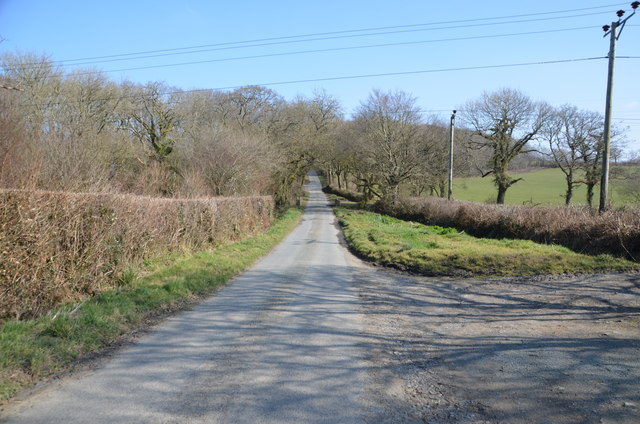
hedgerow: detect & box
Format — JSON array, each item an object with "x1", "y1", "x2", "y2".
[{"x1": 0, "y1": 189, "x2": 273, "y2": 321}]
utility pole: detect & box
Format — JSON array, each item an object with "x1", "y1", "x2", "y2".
[
  {"x1": 600, "y1": 19, "x2": 616, "y2": 213},
  {"x1": 447, "y1": 110, "x2": 456, "y2": 200},
  {"x1": 599, "y1": 2, "x2": 638, "y2": 212}
]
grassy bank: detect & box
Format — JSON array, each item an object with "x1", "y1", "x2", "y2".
[
  {"x1": 376, "y1": 196, "x2": 640, "y2": 261},
  {"x1": 0, "y1": 207, "x2": 302, "y2": 403},
  {"x1": 336, "y1": 208, "x2": 639, "y2": 277}
]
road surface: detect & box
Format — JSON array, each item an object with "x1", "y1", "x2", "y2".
[{"x1": 1, "y1": 172, "x2": 378, "y2": 423}]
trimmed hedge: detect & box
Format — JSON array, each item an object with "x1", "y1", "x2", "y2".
[
  {"x1": 375, "y1": 196, "x2": 640, "y2": 262},
  {"x1": 0, "y1": 190, "x2": 273, "y2": 321}
]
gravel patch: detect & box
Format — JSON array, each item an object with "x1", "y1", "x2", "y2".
[{"x1": 353, "y1": 261, "x2": 640, "y2": 424}]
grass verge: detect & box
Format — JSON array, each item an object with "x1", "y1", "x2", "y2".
[
  {"x1": 335, "y1": 207, "x2": 639, "y2": 277},
  {"x1": 0, "y1": 207, "x2": 302, "y2": 404}
]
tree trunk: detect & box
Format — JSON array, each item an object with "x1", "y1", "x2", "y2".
[
  {"x1": 565, "y1": 185, "x2": 573, "y2": 205},
  {"x1": 586, "y1": 183, "x2": 595, "y2": 208},
  {"x1": 564, "y1": 173, "x2": 573, "y2": 206},
  {"x1": 496, "y1": 184, "x2": 507, "y2": 204}
]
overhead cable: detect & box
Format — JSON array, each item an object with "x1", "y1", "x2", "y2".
[{"x1": 24, "y1": 4, "x2": 627, "y2": 67}]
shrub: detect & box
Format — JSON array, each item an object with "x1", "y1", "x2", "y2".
[{"x1": 0, "y1": 189, "x2": 273, "y2": 321}]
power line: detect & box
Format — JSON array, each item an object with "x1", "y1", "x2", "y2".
[
  {"x1": 65, "y1": 26, "x2": 597, "y2": 77},
  {"x1": 59, "y1": 12, "x2": 613, "y2": 69},
  {"x1": 206, "y1": 57, "x2": 606, "y2": 91},
  {"x1": 17, "y1": 56, "x2": 607, "y2": 109},
  {"x1": 15, "y1": 4, "x2": 627, "y2": 68}
]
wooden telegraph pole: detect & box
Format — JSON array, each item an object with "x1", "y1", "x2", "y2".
[{"x1": 599, "y1": 2, "x2": 638, "y2": 212}]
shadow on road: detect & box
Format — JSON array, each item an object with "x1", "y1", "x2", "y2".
[{"x1": 355, "y1": 268, "x2": 640, "y2": 423}]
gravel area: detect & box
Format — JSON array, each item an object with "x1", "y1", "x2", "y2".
[{"x1": 353, "y1": 259, "x2": 640, "y2": 424}]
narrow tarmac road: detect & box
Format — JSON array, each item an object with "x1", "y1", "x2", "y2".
[{"x1": 1, "y1": 172, "x2": 377, "y2": 423}]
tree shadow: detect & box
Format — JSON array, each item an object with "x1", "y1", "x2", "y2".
[{"x1": 355, "y1": 268, "x2": 640, "y2": 423}]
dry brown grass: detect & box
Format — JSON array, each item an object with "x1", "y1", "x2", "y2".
[
  {"x1": 376, "y1": 197, "x2": 640, "y2": 262},
  {"x1": 0, "y1": 189, "x2": 273, "y2": 321}
]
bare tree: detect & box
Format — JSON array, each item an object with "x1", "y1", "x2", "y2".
[
  {"x1": 463, "y1": 88, "x2": 551, "y2": 204},
  {"x1": 0, "y1": 52, "x2": 319, "y2": 199},
  {"x1": 0, "y1": 88, "x2": 34, "y2": 188},
  {"x1": 543, "y1": 106, "x2": 602, "y2": 205},
  {"x1": 0, "y1": 53, "x2": 123, "y2": 191},
  {"x1": 0, "y1": 52, "x2": 63, "y2": 129},
  {"x1": 578, "y1": 124, "x2": 628, "y2": 208},
  {"x1": 321, "y1": 120, "x2": 358, "y2": 190},
  {"x1": 265, "y1": 91, "x2": 342, "y2": 206},
  {"x1": 291, "y1": 89, "x2": 343, "y2": 168},
  {"x1": 59, "y1": 70, "x2": 120, "y2": 139},
  {"x1": 173, "y1": 90, "x2": 221, "y2": 139},
  {"x1": 354, "y1": 89, "x2": 424, "y2": 199},
  {"x1": 218, "y1": 85, "x2": 284, "y2": 135},
  {"x1": 173, "y1": 90, "x2": 279, "y2": 196},
  {"x1": 410, "y1": 120, "x2": 449, "y2": 197},
  {"x1": 328, "y1": 120, "x2": 383, "y2": 201},
  {"x1": 120, "y1": 82, "x2": 177, "y2": 163},
  {"x1": 184, "y1": 128, "x2": 276, "y2": 196}
]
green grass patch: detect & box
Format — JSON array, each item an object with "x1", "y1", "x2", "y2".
[
  {"x1": 336, "y1": 208, "x2": 638, "y2": 277},
  {"x1": 453, "y1": 167, "x2": 639, "y2": 206},
  {"x1": 0, "y1": 207, "x2": 302, "y2": 403}
]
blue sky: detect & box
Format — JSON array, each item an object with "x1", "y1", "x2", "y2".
[{"x1": 1, "y1": 1, "x2": 639, "y2": 153}]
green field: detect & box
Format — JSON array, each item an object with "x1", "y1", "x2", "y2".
[{"x1": 452, "y1": 167, "x2": 638, "y2": 206}]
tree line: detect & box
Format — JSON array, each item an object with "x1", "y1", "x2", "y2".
[
  {"x1": 0, "y1": 52, "x2": 340, "y2": 206},
  {"x1": 1, "y1": 52, "x2": 632, "y2": 207},
  {"x1": 321, "y1": 88, "x2": 630, "y2": 206}
]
